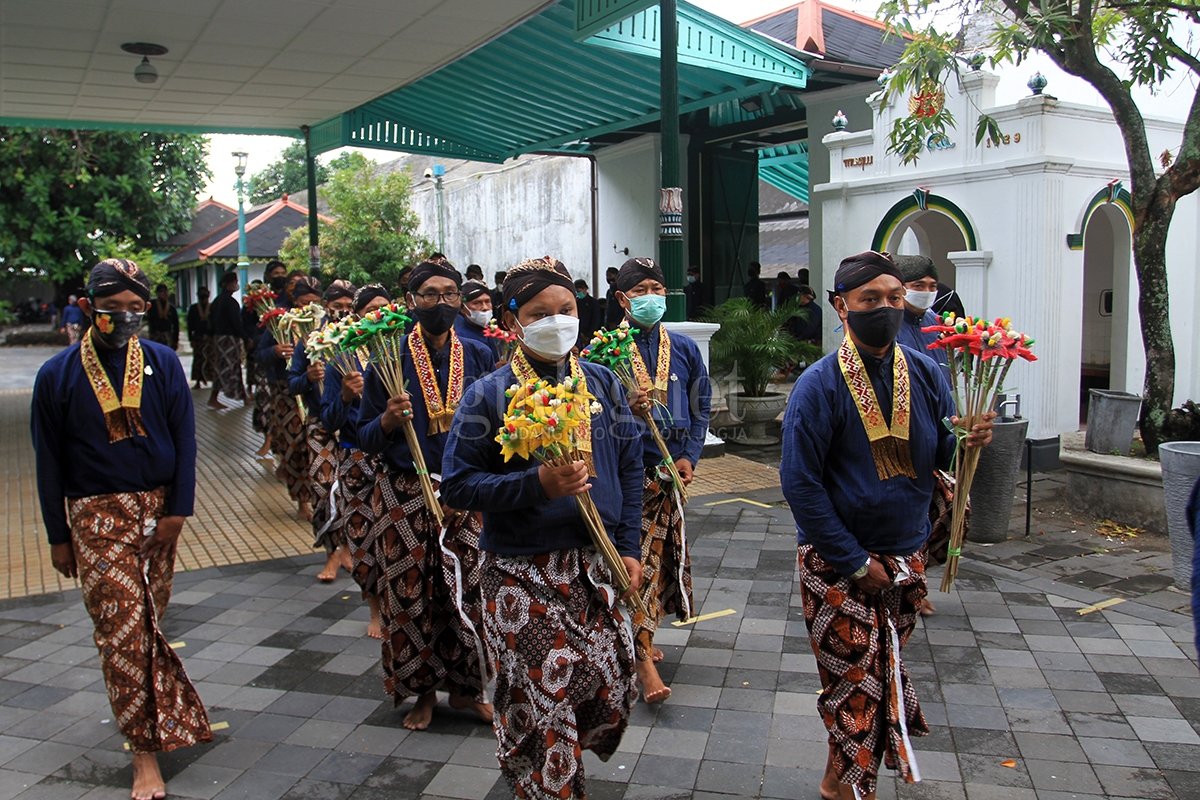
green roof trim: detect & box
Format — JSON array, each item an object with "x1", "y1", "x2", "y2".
[
  {"x1": 758, "y1": 143, "x2": 810, "y2": 204},
  {"x1": 310, "y1": 0, "x2": 812, "y2": 160},
  {"x1": 575, "y1": 0, "x2": 657, "y2": 39},
  {"x1": 584, "y1": 3, "x2": 809, "y2": 88}
]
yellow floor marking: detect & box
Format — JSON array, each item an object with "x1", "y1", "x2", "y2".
[
  {"x1": 671, "y1": 608, "x2": 738, "y2": 627},
  {"x1": 168, "y1": 641, "x2": 185, "y2": 649},
  {"x1": 1076, "y1": 597, "x2": 1125, "y2": 615},
  {"x1": 703, "y1": 497, "x2": 773, "y2": 509},
  {"x1": 210, "y1": 721, "x2": 230, "y2": 731}
]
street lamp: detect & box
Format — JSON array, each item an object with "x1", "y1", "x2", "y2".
[
  {"x1": 233, "y1": 151, "x2": 249, "y2": 273},
  {"x1": 432, "y1": 163, "x2": 446, "y2": 254}
]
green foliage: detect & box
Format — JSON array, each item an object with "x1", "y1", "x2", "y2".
[
  {"x1": 0, "y1": 300, "x2": 16, "y2": 327},
  {"x1": 0, "y1": 128, "x2": 210, "y2": 286},
  {"x1": 278, "y1": 153, "x2": 434, "y2": 287},
  {"x1": 247, "y1": 140, "x2": 357, "y2": 206},
  {"x1": 702, "y1": 298, "x2": 823, "y2": 397}
]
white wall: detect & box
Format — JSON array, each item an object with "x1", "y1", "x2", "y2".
[{"x1": 409, "y1": 154, "x2": 594, "y2": 284}]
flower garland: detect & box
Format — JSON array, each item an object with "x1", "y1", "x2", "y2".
[
  {"x1": 582, "y1": 322, "x2": 688, "y2": 503},
  {"x1": 922, "y1": 313, "x2": 1038, "y2": 591},
  {"x1": 339, "y1": 303, "x2": 443, "y2": 525}
]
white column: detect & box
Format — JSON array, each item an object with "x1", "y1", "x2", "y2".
[
  {"x1": 947, "y1": 250, "x2": 993, "y2": 317},
  {"x1": 664, "y1": 321, "x2": 723, "y2": 447}
]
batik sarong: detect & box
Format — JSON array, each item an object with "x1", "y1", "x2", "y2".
[
  {"x1": 68, "y1": 489, "x2": 212, "y2": 753},
  {"x1": 212, "y1": 334, "x2": 246, "y2": 401},
  {"x1": 339, "y1": 447, "x2": 380, "y2": 597},
  {"x1": 307, "y1": 416, "x2": 340, "y2": 552},
  {"x1": 65, "y1": 323, "x2": 82, "y2": 345},
  {"x1": 483, "y1": 548, "x2": 638, "y2": 799},
  {"x1": 635, "y1": 467, "x2": 692, "y2": 661},
  {"x1": 190, "y1": 335, "x2": 214, "y2": 383},
  {"x1": 249, "y1": 348, "x2": 270, "y2": 434},
  {"x1": 370, "y1": 467, "x2": 487, "y2": 703},
  {"x1": 269, "y1": 380, "x2": 309, "y2": 503},
  {"x1": 797, "y1": 544, "x2": 929, "y2": 796}
]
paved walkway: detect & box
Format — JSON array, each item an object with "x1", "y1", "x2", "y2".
[{"x1": 0, "y1": 344, "x2": 1196, "y2": 799}]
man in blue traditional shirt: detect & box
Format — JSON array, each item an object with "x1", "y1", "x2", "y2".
[
  {"x1": 32, "y1": 259, "x2": 212, "y2": 800},
  {"x1": 612, "y1": 256, "x2": 711, "y2": 705},
  {"x1": 454, "y1": 279, "x2": 499, "y2": 361},
  {"x1": 894, "y1": 254, "x2": 949, "y2": 372},
  {"x1": 357, "y1": 260, "x2": 495, "y2": 732},
  {"x1": 441, "y1": 257, "x2": 643, "y2": 800},
  {"x1": 781, "y1": 251, "x2": 993, "y2": 800}
]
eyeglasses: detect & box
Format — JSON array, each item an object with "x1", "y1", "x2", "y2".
[{"x1": 412, "y1": 290, "x2": 462, "y2": 304}]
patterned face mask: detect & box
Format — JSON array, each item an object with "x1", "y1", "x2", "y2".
[{"x1": 92, "y1": 310, "x2": 144, "y2": 349}]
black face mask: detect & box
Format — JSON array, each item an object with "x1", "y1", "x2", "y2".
[
  {"x1": 413, "y1": 303, "x2": 460, "y2": 336},
  {"x1": 91, "y1": 310, "x2": 144, "y2": 350},
  {"x1": 845, "y1": 306, "x2": 904, "y2": 349},
  {"x1": 269, "y1": 275, "x2": 287, "y2": 292}
]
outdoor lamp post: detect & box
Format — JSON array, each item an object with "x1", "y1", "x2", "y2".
[
  {"x1": 233, "y1": 151, "x2": 249, "y2": 271},
  {"x1": 433, "y1": 163, "x2": 446, "y2": 254}
]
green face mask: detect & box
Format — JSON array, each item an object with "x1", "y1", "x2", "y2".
[{"x1": 628, "y1": 293, "x2": 666, "y2": 326}]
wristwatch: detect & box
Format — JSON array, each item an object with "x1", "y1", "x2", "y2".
[{"x1": 851, "y1": 558, "x2": 871, "y2": 580}]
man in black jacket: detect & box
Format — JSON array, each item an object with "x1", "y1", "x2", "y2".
[{"x1": 208, "y1": 271, "x2": 246, "y2": 409}]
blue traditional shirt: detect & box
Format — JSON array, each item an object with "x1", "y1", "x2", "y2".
[
  {"x1": 287, "y1": 340, "x2": 324, "y2": 418},
  {"x1": 320, "y1": 366, "x2": 364, "y2": 449},
  {"x1": 454, "y1": 315, "x2": 499, "y2": 362},
  {"x1": 780, "y1": 342, "x2": 957, "y2": 577},
  {"x1": 61, "y1": 304, "x2": 85, "y2": 327},
  {"x1": 254, "y1": 296, "x2": 291, "y2": 382},
  {"x1": 357, "y1": 334, "x2": 494, "y2": 473},
  {"x1": 630, "y1": 323, "x2": 711, "y2": 468},
  {"x1": 440, "y1": 358, "x2": 643, "y2": 559},
  {"x1": 897, "y1": 308, "x2": 949, "y2": 374},
  {"x1": 31, "y1": 337, "x2": 197, "y2": 545}
]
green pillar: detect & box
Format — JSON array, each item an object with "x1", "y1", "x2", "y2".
[
  {"x1": 302, "y1": 126, "x2": 320, "y2": 272},
  {"x1": 659, "y1": 0, "x2": 685, "y2": 322}
]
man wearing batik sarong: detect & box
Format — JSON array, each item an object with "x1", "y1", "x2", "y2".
[
  {"x1": 357, "y1": 260, "x2": 495, "y2": 730},
  {"x1": 31, "y1": 259, "x2": 212, "y2": 800},
  {"x1": 247, "y1": 262, "x2": 288, "y2": 456},
  {"x1": 780, "y1": 251, "x2": 993, "y2": 800},
  {"x1": 322, "y1": 284, "x2": 392, "y2": 640},
  {"x1": 207, "y1": 271, "x2": 246, "y2": 410},
  {"x1": 612, "y1": 256, "x2": 710, "y2": 704},
  {"x1": 441, "y1": 257, "x2": 644, "y2": 800},
  {"x1": 291, "y1": 279, "x2": 356, "y2": 582},
  {"x1": 258, "y1": 273, "x2": 318, "y2": 520}
]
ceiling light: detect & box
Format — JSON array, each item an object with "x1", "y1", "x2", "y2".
[{"x1": 121, "y1": 42, "x2": 168, "y2": 85}]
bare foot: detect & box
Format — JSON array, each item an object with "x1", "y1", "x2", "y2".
[
  {"x1": 317, "y1": 551, "x2": 339, "y2": 583},
  {"x1": 449, "y1": 692, "x2": 494, "y2": 723},
  {"x1": 131, "y1": 752, "x2": 166, "y2": 800},
  {"x1": 337, "y1": 545, "x2": 353, "y2": 572},
  {"x1": 919, "y1": 597, "x2": 935, "y2": 617},
  {"x1": 367, "y1": 596, "x2": 383, "y2": 639},
  {"x1": 636, "y1": 658, "x2": 670, "y2": 704},
  {"x1": 298, "y1": 501, "x2": 313, "y2": 522},
  {"x1": 255, "y1": 437, "x2": 272, "y2": 457},
  {"x1": 403, "y1": 691, "x2": 438, "y2": 730},
  {"x1": 207, "y1": 397, "x2": 225, "y2": 410},
  {"x1": 820, "y1": 746, "x2": 839, "y2": 800},
  {"x1": 652, "y1": 647, "x2": 664, "y2": 663}
]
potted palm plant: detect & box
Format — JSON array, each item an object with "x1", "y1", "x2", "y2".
[{"x1": 704, "y1": 298, "x2": 823, "y2": 445}]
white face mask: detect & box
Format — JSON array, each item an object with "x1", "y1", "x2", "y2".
[
  {"x1": 906, "y1": 289, "x2": 938, "y2": 311},
  {"x1": 518, "y1": 314, "x2": 579, "y2": 361},
  {"x1": 467, "y1": 309, "x2": 491, "y2": 327}
]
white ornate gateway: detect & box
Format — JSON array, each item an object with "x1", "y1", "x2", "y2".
[{"x1": 812, "y1": 68, "x2": 1199, "y2": 441}]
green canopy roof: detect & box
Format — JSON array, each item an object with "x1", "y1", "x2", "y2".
[
  {"x1": 759, "y1": 142, "x2": 810, "y2": 204},
  {"x1": 309, "y1": 0, "x2": 811, "y2": 162}
]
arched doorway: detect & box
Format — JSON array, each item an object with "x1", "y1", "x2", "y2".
[
  {"x1": 1079, "y1": 203, "x2": 1133, "y2": 421},
  {"x1": 873, "y1": 190, "x2": 979, "y2": 296}
]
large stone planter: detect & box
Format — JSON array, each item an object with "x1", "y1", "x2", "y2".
[
  {"x1": 1160, "y1": 441, "x2": 1200, "y2": 589},
  {"x1": 1085, "y1": 390, "x2": 1141, "y2": 455},
  {"x1": 967, "y1": 418, "x2": 1029, "y2": 543},
  {"x1": 731, "y1": 392, "x2": 788, "y2": 445}
]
